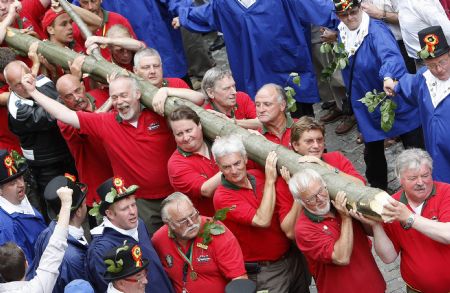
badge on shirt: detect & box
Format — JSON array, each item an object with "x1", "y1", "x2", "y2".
[
  {"x1": 165, "y1": 254, "x2": 173, "y2": 268},
  {"x1": 322, "y1": 225, "x2": 331, "y2": 235},
  {"x1": 197, "y1": 255, "x2": 211, "y2": 263},
  {"x1": 148, "y1": 122, "x2": 160, "y2": 131}
]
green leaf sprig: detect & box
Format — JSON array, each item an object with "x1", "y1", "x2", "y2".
[
  {"x1": 198, "y1": 206, "x2": 234, "y2": 245},
  {"x1": 417, "y1": 45, "x2": 435, "y2": 60},
  {"x1": 320, "y1": 42, "x2": 349, "y2": 81},
  {"x1": 284, "y1": 72, "x2": 301, "y2": 113},
  {"x1": 10, "y1": 150, "x2": 26, "y2": 168},
  {"x1": 358, "y1": 90, "x2": 397, "y2": 132}
]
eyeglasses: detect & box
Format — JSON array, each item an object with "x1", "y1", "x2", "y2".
[
  {"x1": 426, "y1": 57, "x2": 449, "y2": 71},
  {"x1": 171, "y1": 209, "x2": 200, "y2": 227},
  {"x1": 337, "y1": 8, "x2": 360, "y2": 18},
  {"x1": 123, "y1": 269, "x2": 148, "y2": 284},
  {"x1": 303, "y1": 186, "x2": 328, "y2": 204}
]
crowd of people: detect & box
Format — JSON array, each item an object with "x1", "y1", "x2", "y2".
[{"x1": 0, "y1": 0, "x2": 449, "y2": 292}]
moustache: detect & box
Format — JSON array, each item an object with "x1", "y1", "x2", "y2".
[{"x1": 182, "y1": 224, "x2": 200, "y2": 237}]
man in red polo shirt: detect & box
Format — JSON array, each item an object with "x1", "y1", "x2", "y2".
[
  {"x1": 255, "y1": 83, "x2": 294, "y2": 148},
  {"x1": 211, "y1": 135, "x2": 309, "y2": 293},
  {"x1": 55, "y1": 71, "x2": 113, "y2": 226},
  {"x1": 152, "y1": 192, "x2": 247, "y2": 293},
  {"x1": 167, "y1": 106, "x2": 221, "y2": 217},
  {"x1": 20, "y1": 73, "x2": 176, "y2": 234},
  {"x1": 358, "y1": 148, "x2": 450, "y2": 293},
  {"x1": 291, "y1": 169, "x2": 386, "y2": 293},
  {"x1": 201, "y1": 67, "x2": 260, "y2": 130}
]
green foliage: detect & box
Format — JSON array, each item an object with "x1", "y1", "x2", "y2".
[
  {"x1": 105, "y1": 188, "x2": 117, "y2": 203},
  {"x1": 283, "y1": 73, "x2": 301, "y2": 113},
  {"x1": 358, "y1": 90, "x2": 397, "y2": 132},
  {"x1": 104, "y1": 259, "x2": 123, "y2": 273},
  {"x1": 417, "y1": 46, "x2": 435, "y2": 60},
  {"x1": 320, "y1": 42, "x2": 349, "y2": 81},
  {"x1": 198, "y1": 207, "x2": 232, "y2": 245},
  {"x1": 10, "y1": 150, "x2": 26, "y2": 168}
]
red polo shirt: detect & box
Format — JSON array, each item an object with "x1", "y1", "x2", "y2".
[
  {"x1": 322, "y1": 151, "x2": 366, "y2": 184},
  {"x1": 152, "y1": 217, "x2": 246, "y2": 293},
  {"x1": 203, "y1": 91, "x2": 256, "y2": 119},
  {"x1": 166, "y1": 78, "x2": 190, "y2": 89},
  {"x1": 15, "y1": 0, "x2": 47, "y2": 39},
  {"x1": 295, "y1": 210, "x2": 385, "y2": 293},
  {"x1": 259, "y1": 114, "x2": 295, "y2": 148},
  {"x1": 383, "y1": 182, "x2": 450, "y2": 292},
  {"x1": 77, "y1": 108, "x2": 176, "y2": 199},
  {"x1": 0, "y1": 85, "x2": 21, "y2": 153},
  {"x1": 58, "y1": 91, "x2": 112, "y2": 206},
  {"x1": 213, "y1": 169, "x2": 290, "y2": 261},
  {"x1": 167, "y1": 148, "x2": 218, "y2": 217}
]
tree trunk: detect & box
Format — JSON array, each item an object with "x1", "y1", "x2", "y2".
[{"x1": 5, "y1": 28, "x2": 390, "y2": 220}]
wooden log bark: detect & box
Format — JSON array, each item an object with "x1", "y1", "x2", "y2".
[{"x1": 4, "y1": 28, "x2": 390, "y2": 220}]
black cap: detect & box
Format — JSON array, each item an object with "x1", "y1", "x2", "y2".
[
  {"x1": 96, "y1": 177, "x2": 139, "y2": 216},
  {"x1": 44, "y1": 174, "x2": 87, "y2": 220},
  {"x1": 225, "y1": 279, "x2": 256, "y2": 293},
  {"x1": 103, "y1": 242, "x2": 149, "y2": 281},
  {"x1": 0, "y1": 150, "x2": 27, "y2": 186},
  {"x1": 418, "y1": 26, "x2": 450, "y2": 59},
  {"x1": 333, "y1": 0, "x2": 361, "y2": 13}
]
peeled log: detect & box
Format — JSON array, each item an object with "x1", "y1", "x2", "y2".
[{"x1": 5, "y1": 28, "x2": 390, "y2": 220}]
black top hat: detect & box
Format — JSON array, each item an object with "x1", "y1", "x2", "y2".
[
  {"x1": 44, "y1": 174, "x2": 88, "y2": 220},
  {"x1": 96, "y1": 177, "x2": 139, "y2": 216},
  {"x1": 333, "y1": 0, "x2": 361, "y2": 13},
  {"x1": 418, "y1": 26, "x2": 450, "y2": 59},
  {"x1": 0, "y1": 150, "x2": 28, "y2": 186},
  {"x1": 103, "y1": 242, "x2": 149, "y2": 281},
  {"x1": 225, "y1": 279, "x2": 256, "y2": 293}
]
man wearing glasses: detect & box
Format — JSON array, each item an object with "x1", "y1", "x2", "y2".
[
  {"x1": 290, "y1": 168, "x2": 386, "y2": 293},
  {"x1": 152, "y1": 192, "x2": 247, "y2": 293}
]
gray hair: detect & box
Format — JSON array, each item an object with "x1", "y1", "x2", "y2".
[
  {"x1": 109, "y1": 75, "x2": 140, "y2": 96},
  {"x1": 211, "y1": 135, "x2": 247, "y2": 161},
  {"x1": 105, "y1": 24, "x2": 131, "y2": 38},
  {"x1": 133, "y1": 47, "x2": 162, "y2": 68},
  {"x1": 288, "y1": 169, "x2": 326, "y2": 200},
  {"x1": 160, "y1": 192, "x2": 193, "y2": 222},
  {"x1": 395, "y1": 148, "x2": 433, "y2": 179},
  {"x1": 201, "y1": 67, "x2": 233, "y2": 98},
  {"x1": 257, "y1": 83, "x2": 287, "y2": 104}
]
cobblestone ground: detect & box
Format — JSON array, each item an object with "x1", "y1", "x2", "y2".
[{"x1": 208, "y1": 40, "x2": 406, "y2": 293}]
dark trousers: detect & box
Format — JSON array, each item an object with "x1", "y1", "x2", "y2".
[
  {"x1": 397, "y1": 40, "x2": 416, "y2": 74},
  {"x1": 291, "y1": 102, "x2": 315, "y2": 118},
  {"x1": 364, "y1": 127, "x2": 425, "y2": 191}
]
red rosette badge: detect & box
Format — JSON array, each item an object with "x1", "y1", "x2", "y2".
[
  {"x1": 131, "y1": 245, "x2": 143, "y2": 267},
  {"x1": 113, "y1": 177, "x2": 126, "y2": 194},
  {"x1": 424, "y1": 34, "x2": 439, "y2": 54},
  {"x1": 3, "y1": 155, "x2": 17, "y2": 176}
]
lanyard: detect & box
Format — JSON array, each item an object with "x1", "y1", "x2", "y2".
[{"x1": 176, "y1": 241, "x2": 198, "y2": 283}]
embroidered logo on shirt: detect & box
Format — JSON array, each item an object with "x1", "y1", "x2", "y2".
[
  {"x1": 148, "y1": 122, "x2": 160, "y2": 131},
  {"x1": 322, "y1": 225, "x2": 331, "y2": 235},
  {"x1": 165, "y1": 254, "x2": 173, "y2": 268},
  {"x1": 197, "y1": 255, "x2": 210, "y2": 263}
]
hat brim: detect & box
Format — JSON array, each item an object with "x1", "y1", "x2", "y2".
[
  {"x1": 103, "y1": 259, "x2": 149, "y2": 281},
  {"x1": 99, "y1": 187, "x2": 138, "y2": 216},
  {"x1": 47, "y1": 182, "x2": 88, "y2": 221},
  {"x1": 0, "y1": 164, "x2": 28, "y2": 186}
]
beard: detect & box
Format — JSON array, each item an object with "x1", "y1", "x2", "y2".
[{"x1": 181, "y1": 223, "x2": 200, "y2": 239}]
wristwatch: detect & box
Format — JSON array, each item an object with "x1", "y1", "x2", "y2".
[
  {"x1": 381, "y1": 10, "x2": 387, "y2": 22},
  {"x1": 402, "y1": 213, "x2": 416, "y2": 230}
]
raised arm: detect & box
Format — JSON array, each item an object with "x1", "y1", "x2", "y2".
[
  {"x1": 331, "y1": 192, "x2": 353, "y2": 265},
  {"x1": 151, "y1": 87, "x2": 206, "y2": 116},
  {"x1": 21, "y1": 73, "x2": 80, "y2": 128}
]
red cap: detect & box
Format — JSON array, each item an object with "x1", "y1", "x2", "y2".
[{"x1": 41, "y1": 9, "x2": 67, "y2": 36}]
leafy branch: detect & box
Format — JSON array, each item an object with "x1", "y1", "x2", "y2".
[
  {"x1": 358, "y1": 90, "x2": 397, "y2": 132},
  {"x1": 284, "y1": 72, "x2": 301, "y2": 113},
  {"x1": 320, "y1": 42, "x2": 349, "y2": 81},
  {"x1": 198, "y1": 206, "x2": 234, "y2": 245}
]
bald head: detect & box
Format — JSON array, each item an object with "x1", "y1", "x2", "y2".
[
  {"x1": 255, "y1": 83, "x2": 287, "y2": 125},
  {"x1": 56, "y1": 74, "x2": 91, "y2": 111},
  {"x1": 4, "y1": 61, "x2": 31, "y2": 98}
]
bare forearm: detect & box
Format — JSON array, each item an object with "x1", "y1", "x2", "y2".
[
  {"x1": 372, "y1": 223, "x2": 398, "y2": 263},
  {"x1": 252, "y1": 180, "x2": 276, "y2": 227},
  {"x1": 31, "y1": 89, "x2": 80, "y2": 128},
  {"x1": 200, "y1": 172, "x2": 222, "y2": 198},
  {"x1": 281, "y1": 203, "x2": 302, "y2": 239},
  {"x1": 236, "y1": 118, "x2": 262, "y2": 130},
  {"x1": 331, "y1": 217, "x2": 353, "y2": 265},
  {"x1": 70, "y1": 4, "x2": 102, "y2": 31},
  {"x1": 0, "y1": 92, "x2": 9, "y2": 106},
  {"x1": 166, "y1": 87, "x2": 205, "y2": 106},
  {"x1": 412, "y1": 216, "x2": 450, "y2": 244},
  {"x1": 95, "y1": 97, "x2": 112, "y2": 113}
]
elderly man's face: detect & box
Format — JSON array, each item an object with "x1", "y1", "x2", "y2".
[
  {"x1": 6, "y1": 64, "x2": 31, "y2": 98},
  {"x1": 336, "y1": 6, "x2": 363, "y2": 31},
  {"x1": 166, "y1": 199, "x2": 201, "y2": 241},
  {"x1": 292, "y1": 129, "x2": 325, "y2": 158},
  {"x1": 207, "y1": 76, "x2": 237, "y2": 109},
  {"x1": 0, "y1": 0, "x2": 13, "y2": 22},
  {"x1": 78, "y1": 0, "x2": 102, "y2": 16},
  {"x1": 300, "y1": 179, "x2": 330, "y2": 216},
  {"x1": 134, "y1": 55, "x2": 164, "y2": 88},
  {"x1": 217, "y1": 152, "x2": 248, "y2": 186},
  {"x1": 170, "y1": 119, "x2": 204, "y2": 153},
  {"x1": 255, "y1": 87, "x2": 286, "y2": 125},
  {"x1": 399, "y1": 163, "x2": 434, "y2": 204},
  {"x1": 48, "y1": 13, "x2": 74, "y2": 45},
  {"x1": 106, "y1": 195, "x2": 139, "y2": 230},
  {"x1": 111, "y1": 46, "x2": 133, "y2": 67},
  {"x1": 58, "y1": 78, "x2": 90, "y2": 111},
  {"x1": 110, "y1": 78, "x2": 141, "y2": 123},
  {"x1": 425, "y1": 52, "x2": 450, "y2": 81},
  {"x1": 0, "y1": 176, "x2": 26, "y2": 205}
]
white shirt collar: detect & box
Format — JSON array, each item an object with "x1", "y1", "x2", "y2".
[
  {"x1": 423, "y1": 70, "x2": 450, "y2": 108},
  {"x1": 107, "y1": 282, "x2": 123, "y2": 293},
  {"x1": 91, "y1": 217, "x2": 139, "y2": 242},
  {"x1": 238, "y1": 0, "x2": 256, "y2": 8},
  {"x1": 338, "y1": 11, "x2": 370, "y2": 57},
  {"x1": 0, "y1": 195, "x2": 35, "y2": 216},
  {"x1": 68, "y1": 225, "x2": 88, "y2": 245}
]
